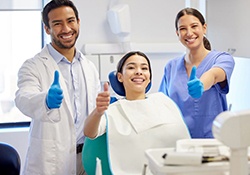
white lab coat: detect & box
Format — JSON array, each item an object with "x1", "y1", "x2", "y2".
[{"x1": 15, "y1": 46, "x2": 100, "y2": 175}]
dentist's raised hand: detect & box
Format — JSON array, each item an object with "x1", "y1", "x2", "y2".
[
  {"x1": 46, "y1": 71, "x2": 64, "y2": 109},
  {"x1": 187, "y1": 66, "x2": 204, "y2": 99},
  {"x1": 95, "y1": 82, "x2": 110, "y2": 115}
]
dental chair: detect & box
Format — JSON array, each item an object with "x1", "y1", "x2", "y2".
[
  {"x1": 0, "y1": 142, "x2": 21, "y2": 175},
  {"x1": 82, "y1": 71, "x2": 151, "y2": 175}
]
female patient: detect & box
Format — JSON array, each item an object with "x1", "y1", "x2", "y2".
[{"x1": 83, "y1": 51, "x2": 190, "y2": 175}]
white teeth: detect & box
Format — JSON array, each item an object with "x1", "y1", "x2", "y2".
[
  {"x1": 61, "y1": 35, "x2": 72, "y2": 39},
  {"x1": 186, "y1": 38, "x2": 195, "y2": 42},
  {"x1": 132, "y1": 78, "x2": 144, "y2": 82}
]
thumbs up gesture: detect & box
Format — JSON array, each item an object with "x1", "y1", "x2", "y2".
[
  {"x1": 46, "y1": 70, "x2": 64, "y2": 109},
  {"x1": 187, "y1": 66, "x2": 204, "y2": 99},
  {"x1": 95, "y1": 82, "x2": 110, "y2": 114}
]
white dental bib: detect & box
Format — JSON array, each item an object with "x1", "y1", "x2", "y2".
[{"x1": 105, "y1": 92, "x2": 190, "y2": 175}]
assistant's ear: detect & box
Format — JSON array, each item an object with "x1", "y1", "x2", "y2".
[
  {"x1": 176, "y1": 30, "x2": 179, "y2": 37},
  {"x1": 203, "y1": 23, "x2": 207, "y2": 34}
]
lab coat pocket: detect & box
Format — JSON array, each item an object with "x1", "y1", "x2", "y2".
[
  {"x1": 25, "y1": 138, "x2": 57, "y2": 174},
  {"x1": 43, "y1": 109, "x2": 61, "y2": 123}
]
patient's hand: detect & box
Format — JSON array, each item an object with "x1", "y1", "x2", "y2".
[{"x1": 95, "y1": 82, "x2": 110, "y2": 115}]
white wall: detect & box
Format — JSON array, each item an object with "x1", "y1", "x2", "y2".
[
  {"x1": 227, "y1": 57, "x2": 250, "y2": 111},
  {"x1": 0, "y1": 127, "x2": 29, "y2": 173},
  {"x1": 73, "y1": 0, "x2": 185, "y2": 49},
  {"x1": 206, "y1": 0, "x2": 250, "y2": 111},
  {"x1": 207, "y1": 0, "x2": 250, "y2": 58},
  {"x1": 72, "y1": 0, "x2": 187, "y2": 92}
]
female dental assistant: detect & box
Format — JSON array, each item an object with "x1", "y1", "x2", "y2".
[{"x1": 159, "y1": 7, "x2": 235, "y2": 138}]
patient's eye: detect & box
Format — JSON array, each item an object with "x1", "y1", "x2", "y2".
[{"x1": 127, "y1": 65, "x2": 135, "y2": 70}]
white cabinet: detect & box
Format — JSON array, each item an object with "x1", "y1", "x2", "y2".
[
  {"x1": 86, "y1": 54, "x2": 122, "y2": 82},
  {"x1": 86, "y1": 54, "x2": 122, "y2": 96},
  {"x1": 99, "y1": 55, "x2": 123, "y2": 82},
  {"x1": 85, "y1": 55, "x2": 99, "y2": 73}
]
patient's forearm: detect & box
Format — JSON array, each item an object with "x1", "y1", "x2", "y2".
[{"x1": 84, "y1": 109, "x2": 103, "y2": 138}]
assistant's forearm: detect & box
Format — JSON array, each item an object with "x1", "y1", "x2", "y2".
[
  {"x1": 200, "y1": 72, "x2": 215, "y2": 91},
  {"x1": 200, "y1": 67, "x2": 226, "y2": 91}
]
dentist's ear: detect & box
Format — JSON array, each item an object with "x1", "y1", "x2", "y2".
[{"x1": 44, "y1": 25, "x2": 50, "y2": 35}]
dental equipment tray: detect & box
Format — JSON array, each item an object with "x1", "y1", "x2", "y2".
[{"x1": 145, "y1": 148, "x2": 250, "y2": 175}]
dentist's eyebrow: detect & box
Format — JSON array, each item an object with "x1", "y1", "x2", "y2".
[{"x1": 51, "y1": 17, "x2": 76, "y2": 24}]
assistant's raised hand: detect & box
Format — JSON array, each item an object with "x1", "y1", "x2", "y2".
[
  {"x1": 95, "y1": 82, "x2": 110, "y2": 115},
  {"x1": 187, "y1": 66, "x2": 204, "y2": 99},
  {"x1": 46, "y1": 70, "x2": 64, "y2": 109}
]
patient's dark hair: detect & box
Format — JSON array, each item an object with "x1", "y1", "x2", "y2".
[
  {"x1": 42, "y1": 0, "x2": 79, "y2": 28},
  {"x1": 117, "y1": 51, "x2": 152, "y2": 81},
  {"x1": 175, "y1": 7, "x2": 211, "y2": 51}
]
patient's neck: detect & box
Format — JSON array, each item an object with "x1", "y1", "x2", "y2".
[{"x1": 125, "y1": 92, "x2": 146, "y2": 101}]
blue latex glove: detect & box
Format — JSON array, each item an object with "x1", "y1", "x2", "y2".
[
  {"x1": 187, "y1": 66, "x2": 204, "y2": 99},
  {"x1": 46, "y1": 71, "x2": 63, "y2": 109}
]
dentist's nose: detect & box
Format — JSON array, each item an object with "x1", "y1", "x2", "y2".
[{"x1": 61, "y1": 23, "x2": 71, "y2": 32}]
